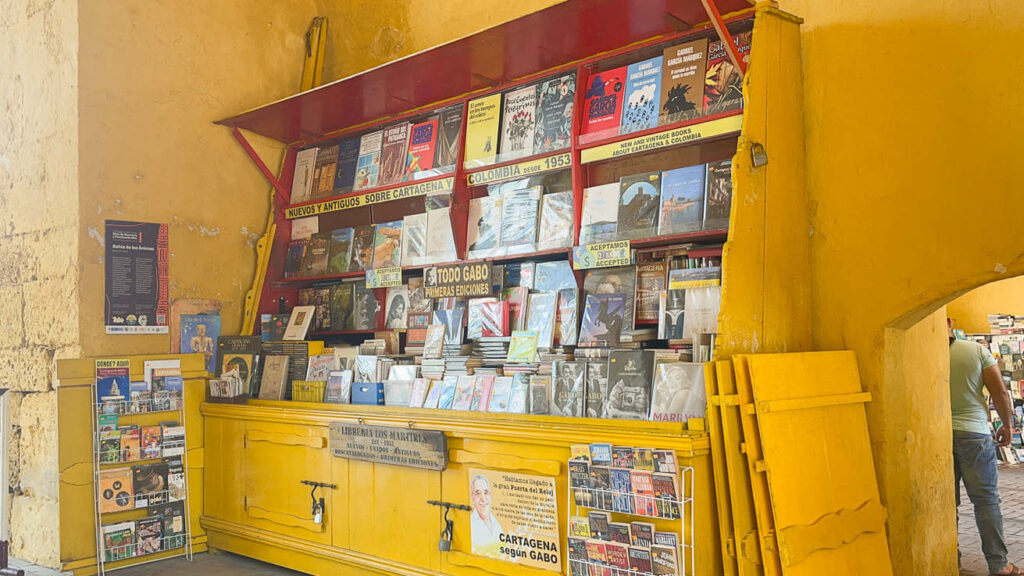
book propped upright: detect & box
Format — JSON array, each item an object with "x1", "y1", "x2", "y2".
[
  {"x1": 705, "y1": 31, "x2": 752, "y2": 115},
  {"x1": 704, "y1": 159, "x2": 733, "y2": 231},
  {"x1": 290, "y1": 147, "x2": 317, "y2": 204},
  {"x1": 407, "y1": 116, "x2": 439, "y2": 177},
  {"x1": 580, "y1": 183, "x2": 620, "y2": 244},
  {"x1": 312, "y1": 142, "x2": 340, "y2": 200},
  {"x1": 660, "y1": 38, "x2": 709, "y2": 126},
  {"x1": 464, "y1": 93, "x2": 502, "y2": 168},
  {"x1": 499, "y1": 84, "x2": 538, "y2": 162},
  {"x1": 534, "y1": 72, "x2": 576, "y2": 153},
  {"x1": 378, "y1": 123, "x2": 410, "y2": 186},
  {"x1": 621, "y1": 56, "x2": 663, "y2": 134},
  {"x1": 466, "y1": 195, "x2": 503, "y2": 258},
  {"x1": 354, "y1": 130, "x2": 383, "y2": 191},
  {"x1": 434, "y1": 105, "x2": 464, "y2": 171},
  {"x1": 617, "y1": 171, "x2": 662, "y2": 240},
  {"x1": 333, "y1": 137, "x2": 361, "y2": 194},
  {"x1": 582, "y1": 66, "x2": 627, "y2": 137}
]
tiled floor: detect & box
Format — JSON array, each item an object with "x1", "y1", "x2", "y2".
[{"x1": 960, "y1": 462, "x2": 1024, "y2": 575}]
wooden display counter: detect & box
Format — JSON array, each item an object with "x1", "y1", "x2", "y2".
[{"x1": 201, "y1": 400, "x2": 718, "y2": 576}]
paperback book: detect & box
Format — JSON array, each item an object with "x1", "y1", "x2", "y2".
[
  {"x1": 290, "y1": 147, "x2": 317, "y2": 204},
  {"x1": 378, "y1": 123, "x2": 410, "y2": 186},
  {"x1": 401, "y1": 213, "x2": 428, "y2": 266},
  {"x1": 332, "y1": 137, "x2": 360, "y2": 194},
  {"x1": 282, "y1": 239, "x2": 308, "y2": 279},
  {"x1": 658, "y1": 289, "x2": 687, "y2": 340},
  {"x1": 487, "y1": 376, "x2": 513, "y2": 412},
  {"x1": 704, "y1": 159, "x2": 733, "y2": 230},
  {"x1": 606, "y1": 350, "x2": 655, "y2": 420},
  {"x1": 534, "y1": 72, "x2": 576, "y2": 153},
  {"x1": 354, "y1": 130, "x2": 383, "y2": 191},
  {"x1": 326, "y1": 227, "x2": 354, "y2": 275},
  {"x1": 464, "y1": 93, "x2": 502, "y2": 167},
  {"x1": 434, "y1": 104, "x2": 464, "y2": 170},
  {"x1": 659, "y1": 164, "x2": 706, "y2": 234},
  {"x1": 537, "y1": 191, "x2": 574, "y2": 250},
  {"x1": 349, "y1": 225, "x2": 377, "y2": 272},
  {"x1": 466, "y1": 195, "x2": 502, "y2": 257},
  {"x1": 617, "y1": 171, "x2": 662, "y2": 240},
  {"x1": 407, "y1": 116, "x2": 439, "y2": 176},
  {"x1": 525, "y1": 292, "x2": 558, "y2": 349},
  {"x1": 425, "y1": 206, "x2": 458, "y2": 262},
  {"x1": 352, "y1": 284, "x2": 380, "y2": 330},
  {"x1": 302, "y1": 232, "x2": 330, "y2": 277},
  {"x1": 500, "y1": 186, "x2": 541, "y2": 253},
  {"x1": 584, "y1": 265, "x2": 638, "y2": 330},
  {"x1": 507, "y1": 330, "x2": 539, "y2": 363},
  {"x1": 580, "y1": 183, "x2": 620, "y2": 244},
  {"x1": 621, "y1": 56, "x2": 663, "y2": 134},
  {"x1": 649, "y1": 362, "x2": 706, "y2": 422},
  {"x1": 557, "y1": 288, "x2": 579, "y2": 346},
  {"x1": 550, "y1": 360, "x2": 585, "y2": 417},
  {"x1": 660, "y1": 38, "x2": 709, "y2": 125},
  {"x1": 331, "y1": 283, "x2": 355, "y2": 331},
  {"x1": 385, "y1": 286, "x2": 409, "y2": 330},
  {"x1": 372, "y1": 220, "x2": 403, "y2": 269},
  {"x1": 705, "y1": 31, "x2": 752, "y2": 115},
  {"x1": 499, "y1": 84, "x2": 538, "y2": 161},
  {"x1": 508, "y1": 373, "x2": 530, "y2": 414},
  {"x1": 312, "y1": 143, "x2": 340, "y2": 200},
  {"x1": 582, "y1": 66, "x2": 627, "y2": 136},
  {"x1": 584, "y1": 360, "x2": 609, "y2": 418},
  {"x1": 579, "y1": 294, "x2": 626, "y2": 347},
  {"x1": 636, "y1": 261, "x2": 667, "y2": 323}
]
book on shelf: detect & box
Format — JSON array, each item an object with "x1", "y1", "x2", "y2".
[
  {"x1": 584, "y1": 266, "x2": 639, "y2": 331},
  {"x1": 660, "y1": 38, "x2": 709, "y2": 126},
  {"x1": 407, "y1": 116, "x2": 439, "y2": 176},
  {"x1": 537, "y1": 191, "x2": 575, "y2": 250},
  {"x1": 354, "y1": 130, "x2": 383, "y2": 191},
  {"x1": 421, "y1": 376, "x2": 443, "y2": 408},
  {"x1": 401, "y1": 213, "x2": 428, "y2": 267},
  {"x1": 326, "y1": 228, "x2": 354, "y2": 275},
  {"x1": 99, "y1": 468, "x2": 134, "y2": 514},
  {"x1": 636, "y1": 261, "x2": 667, "y2": 323},
  {"x1": 372, "y1": 220, "x2": 403, "y2": 269},
  {"x1": 433, "y1": 308, "x2": 465, "y2": 347},
  {"x1": 659, "y1": 165, "x2": 706, "y2": 235},
  {"x1": 582, "y1": 66, "x2": 627, "y2": 136},
  {"x1": 378, "y1": 123, "x2": 410, "y2": 186},
  {"x1": 590, "y1": 442, "x2": 613, "y2": 466},
  {"x1": 351, "y1": 283, "x2": 381, "y2": 331},
  {"x1": 550, "y1": 360, "x2": 585, "y2": 417},
  {"x1": 580, "y1": 183, "x2": 620, "y2": 244},
  {"x1": 464, "y1": 93, "x2": 502, "y2": 167},
  {"x1": 525, "y1": 292, "x2": 558, "y2": 350},
  {"x1": 621, "y1": 56, "x2": 663, "y2": 134},
  {"x1": 135, "y1": 514, "x2": 163, "y2": 556},
  {"x1": 311, "y1": 143, "x2": 340, "y2": 200},
  {"x1": 466, "y1": 195, "x2": 502, "y2": 258},
  {"x1": 653, "y1": 531, "x2": 679, "y2": 547},
  {"x1": 283, "y1": 306, "x2": 315, "y2": 340},
  {"x1": 658, "y1": 289, "x2": 686, "y2": 340},
  {"x1": 557, "y1": 288, "x2": 579, "y2": 347},
  {"x1": 609, "y1": 468, "x2": 635, "y2": 514},
  {"x1": 500, "y1": 187, "x2": 541, "y2": 254},
  {"x1": 529, "y1": 375, "x2": 550, "y2": 415},
  {"x1": 466, "y1": 297, "x2": 497, "y2": 341},
  {"x1": 500, "y1": 83, "x2": 538, "y2": 161},
  {"x1": 425, "y1": 206, "x2": 458, "y2": 262},
  {"x1": 618, "y1": 171, "x2": 662, "y2": 240},
  {"x1": 408, "y1": 378, "x2": 430, "y2": 408},
  {"x1": 98, "y1": 413, "x2": 118, "y2": 432},
  {"x1": 436, "y1": 375, "x2": 459, "y2": 410},
  {"x1": 650, "y1": 362, "x2": 706, "y2": 422},
  {"x1": 584, "y1": 359, "x2": 609, "y2": 418},
  {"x1": 282, "y1": 238, "x2": 308, "y2": 279},
  {"x1": 704, "y1": 159, "x2": 733, "y2": 231},
  {"x1": 534, "y1": 72, "x2": 576, "y2": 153},
  {"x1": 385, "y1": 286, "x2": 410, "y2": 330},
  {"x1": 305, "y1": 354, "x2": 335, "y2": 382},
  {"x1": 607, "y1": 350, "x2": 655, "y2": 420},
  {"x1": 290, "y1": 147, "x2": 317, "y2": 204},
  {"x1": 508, "y1": 373, "x2": 530, "y2": 414},
  {"x1": 567, "y1": 537, "x2": 589, "y2": 576},
  {"x1": 630, "y1": 470, "x2": 656, "y2": 516},
  {"x1": 100, "y1": 430, "x2": 121, "y2": 463},
  {"x1": 333, "y1": 137, "x2": 360, "y2": 195},
  {"x1": 348, "y1": 225, "x2": 376, "y2": 272},
  {"x1": 507, "y1": 330, "x2": 539, "y2": 363},
  {"x1": 569, "y1": 460, "x2": 592, "y2": 506},
  {"x1": 579, "y1": 294, "x2": 626, "y2": 347},
  {"x1": 302, "y1": 232, "x2": 330, "y2": 277},
  {"x1": 705, "y1": 31, "x2": 752, "y2": 115},
  {"x1": 331, "y1": 283, "x2": 355, "y2": 331},
  {"x1": 629, "y1": 546, "x2": 655, "y2": 573},
  {"x1": 434, "y1": 104, "x2": 464, "y2": 170},
  {"x1": 487, "y1": 376, "x2": 513, "y2": 412},
  {"x1": 324, "y1": 370, "x2": 353, "y2": 403},
  {"x1": 535, "y1": 260, "x2": 576, "y2": 292},
  {"x1": 120, "y1": 426, "x2": 141, "y2": 462},
  {"x1": 384, "y1": 379, "x2": 414, "y2": 407},
  {"x1": 569, "y1": 515, "x2": 592, "y2": 539}
]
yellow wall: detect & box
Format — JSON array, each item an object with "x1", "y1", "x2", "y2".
[
  {"x1": 947, "y1": 276, "x2": 1024, "y2": 334},
  {"x1": 77, "y1": 0, "x2": 321, "y2": 356},
  {"x1": 777, "y1": 0, "x2": 1024, "y2": 573}
]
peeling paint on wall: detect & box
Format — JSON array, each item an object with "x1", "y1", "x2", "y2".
[{"x1": 86, "y1": 226, "x2": 104, "y2": 247}]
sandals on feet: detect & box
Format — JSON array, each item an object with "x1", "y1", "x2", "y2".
[{"x1": 992, "y1": 563, "x2": 1024, "y2": 576}]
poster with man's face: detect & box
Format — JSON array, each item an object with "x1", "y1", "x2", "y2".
[{"x1": 467, "y1": 468, "x2": 561, "y2": 572}]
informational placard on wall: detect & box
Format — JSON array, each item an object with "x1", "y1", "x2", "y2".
[
  {"x1": 423, "y1": 262, "x2": 492, "y2": 299},
  {"x1": 467, "y1": 468, "x2": 561, "y2": 572},
  {"x1": 104, "y1": 221, "x2": 169, "y2": 334}
]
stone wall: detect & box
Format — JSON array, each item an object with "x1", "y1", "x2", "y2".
[{"x1": 0, "y1": 0, "x2": 80, "y2": 567}]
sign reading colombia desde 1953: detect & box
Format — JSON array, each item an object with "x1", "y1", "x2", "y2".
[
  {"x1": 572, "y1": 240, "x2": 632, "y2": 270},
  {"x1": 285, "y1": 177, "x2": 455, "y2": 219},
  {"x1": 423, "y1": 262, "x2": 492, "y2": 299},
  {"x1": 467, "y1": 152, "x2": 572, "y2": 186}
]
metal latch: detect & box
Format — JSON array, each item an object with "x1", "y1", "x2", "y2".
[
  {"x1": 427, "y1": 500, "x2": 471, "y2": 551},
  {"x1": 301, "y1": 480, "x2": 336, "y2": 524}
]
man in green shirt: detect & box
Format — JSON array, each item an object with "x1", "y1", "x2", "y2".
[{"x1": 949, "y1": 319, "x2": 1021, "y2": 575}]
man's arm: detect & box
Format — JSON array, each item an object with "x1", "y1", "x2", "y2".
[{"x1": 982, "y1": 364, "x2": 1015, "y2": 446}]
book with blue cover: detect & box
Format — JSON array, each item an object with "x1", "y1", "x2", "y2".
[
  {"x1": 658, "y1": 164, "x2": 705, "y2": 235},
  {"x1": 621, "y1": 56, "x2": 662, "y2": 135},
  {"x1": 609, "y1": 468, "x2": 634, "y2": 513},
  {"x1": 333, "y1": 137, "x2": 361, "y2": 194}
]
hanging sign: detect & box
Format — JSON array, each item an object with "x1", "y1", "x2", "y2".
[
  {"x1": 328, "y1": 423, "x2": 447, "y2": 471},
  {"x1": 571, "y1": 240, "x2": 632, "y2": 270},
  {"x1": 467, "y1": 468, "x2": 561, "y2": 572},
  {"x1": 423, "y1": 262, "x2": 492, "y2": 299},
  {"x1": 105, "y1": 220, "x2": 169, "y2": 334},
  {"x1": 580, "y1": 114, "x2": 743, "y2": 164},
  {"x1": 285, "y1": 177, "x2": 455, "y2": 219},
  {"x1": 467, "y1": 152, "x2": 572, "y2": 186},
  {"x1": 365, "y1": 267, "x2": 402, "y2": 289}
]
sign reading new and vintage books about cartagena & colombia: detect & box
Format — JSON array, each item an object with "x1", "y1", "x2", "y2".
[
  {"x1": 423, "y1": 262, "x2": 492, "y2": 299},
  {"x1": 104, "y1": 220, "x2": 169, "y2": 334},
  {"x1": 468, "y1": 468, "x2": 560, "y2": 571},
  {"x1": 328, "y1": 423, "x2": 447, "y2": 471}
]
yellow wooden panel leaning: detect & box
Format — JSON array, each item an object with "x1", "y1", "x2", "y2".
[
  {"x1": 746, "y1": 351, "x2": 894, "y2": 576},
  {"x1": 705, "y1": 362, "x2": 739, "y2": 576}
]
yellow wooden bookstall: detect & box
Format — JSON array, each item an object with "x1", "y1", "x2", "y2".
[{"x1": 57, "y1": 1, "x2": 812, "y2": 575}]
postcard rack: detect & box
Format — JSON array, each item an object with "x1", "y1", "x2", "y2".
[
  {"x1": 90, "y1": 385, "x2": 194, "y2": 574},
  {"x1": 567, "y1": 452, "x2": 695, "y2": 576}
]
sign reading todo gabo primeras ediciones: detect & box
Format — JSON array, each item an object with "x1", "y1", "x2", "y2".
[{"x1": 423, "y1": 262, "x2": 492, "y2": 299}]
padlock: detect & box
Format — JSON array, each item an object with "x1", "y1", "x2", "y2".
[
  {"x1": 313, "y1": 498, "x2": 324, "y2": 525},
  {"x1": 438, "y1": 518, "x2": 453, "y2": 551},
  {"x1": 438, "y1": 537, "x2": 451, "y2": 552}
]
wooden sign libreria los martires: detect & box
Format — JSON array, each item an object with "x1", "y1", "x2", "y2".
[
  {"x1": 328, "y1": 423, "x2": 447, "y2": 471},
  {"x1": 423, "y1": 262, "x2": 492, "y2": 299}
]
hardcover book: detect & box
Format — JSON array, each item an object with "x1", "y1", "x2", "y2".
[
  {"x1": 434, "y1": 104, "x2": 464, "y2": 170},
  {"x1": 312, "y1": 143, "x2": 340, "y2": 200},
  {"x1": 349, "y1": 225, "x2": 377, "y2": 272},
  {"x1": 585, "y1": 360, "x2": 609, "y2": 418},
  {"x1": 537, "y1": 191, "x2": 574, "y2": 250},
  {"x1": 352, "y1": 284, "x2": 380, "y2": 331},
  {"x1": 326, "y1": 228, "x2": 354, "y2": 275},
  {"x1": 332, "y1": 137, "x2": 360, "y2": 194},
  {"x1": 500, "y1": 187, "x2": 541, "y2": 253},
  {"x1": 466, "y1": 195, "x2": 502, "y2": 257},
  {"x1": 473, "y1": 374, "x2": 495, "y2": 411},
  {"x1": 312, "y1": 286, "x2": 333, "y2": 333},
  {"x1": 290, "y1": 147, "x2": 317, "y2": 204},
  {"x1": 507, "y1": 330, "x2": 539, "y2": 363},
  {"x1": 658, "y1": 289, "x2": 686, "y2": 340},
  {"x1": 487, "y1": 376, "x2": 513, "y2": 413},
  {"x1": 422, "y1": 378, "x2": 443, "y2": 408},
  {"x1": 579, "y1": 294, "x2": 626, "y2": 347},
  {"x1": 378, "y1": 123, "x2": 410, "y2": 186},
  {"x1": 385, "y1": 286, "x2": 410, "y2": 330},
  {"x1": 302, "y1": 232, "x2": 331, "y2": 277},
  {"x1": 580, "y1": 183, "x2": 620, "y2": 244},
  {"x1": 467, "y1": 297, "x2": 497, "y2": 341},
  {"x1": 500, "y1": 84, "x2": 538, "y2": 161},
  {"x1": 260, "y1": 313, "x2": 289, "y2": 342},
  {"x1": 372, "y1": 220, "x2": 403, "y2": 269},
  {"x1": 636, "y1": 261, "x2": 667, "y2": 323},
  {"x1": 408, "y1": 378, "x2": 430, "y2": 408},
  {"x1": 401, "y1": 213, "x2": 428, "y2": 266},
  {"x1": 99, "y1": 468, "x2": 134, "y2": 513},
  {"x1": 659, "y1": 165, "x2": 706, "y2": 235},
  {"x1": 550, "y1": 360, "x2": 585, "y2": 417},
  {"x1": 534, "y1": 72, "x2": 576, "y2": 153},
  {"x1": 282, "y1": 239, "x2": 308, "y2": 279},
  {"x1": 621, "y1": 56, "x2": 663, "y2": 134},
  {"x1": 407, "y1": 117, "x2": 439, "y2": 175},
  {"x1": 480, "y1": 300, "x2": 510, "y2": 338},
  {"x1": 529, "y1": 375, "x2": 550, "y2": 415},
  {"x1": 408, "y1": 277, "x2": 433, "y2": 314},
  {"x1": 525, "y1": 292, "x2": 558, "y2": 350},
  {"x1": 606, "y1": 350, "x2": 655, "y2": 420},
  {"x1": 423, "y1": 324, "x2": 445, "y2": 359},
  {"x1": 331, "y1": 283, "x2": 355, "y2": 331},
  {"x1": 584, "y1": 266, "x2": 638, "y2": 330},
  {"x1": 660, "y1": 38, "x2": 709, "y2": 125},
  {"x1": 354, "y1": 130, "x2": 383, "y2": 191},
  {"x1": 464, "y1": 93, "x2": 502, "y2": 167},
  {"x1": 650, "y1": 362, "x2": 706, "y2": 422},
  {"x1": 433, "y1": 308, "x2": 465, "y2": 346},
  {"x1": 582, "y1": 66, "x2": 627, "y2": 136},
  {"x1": 617, "y1": 171, "x2": 662, "y2": 240},
  {"x1": 705, "y1": 31, "x2": 752, "y2": 115},
  {"x1": 283, "y1": 306, "x2": 315, "y2": 340},
  {"x1": 704, "y1": 159, "x2": 733, "y2": 230}
]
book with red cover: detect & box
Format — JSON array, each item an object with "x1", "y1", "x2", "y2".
[
  {"x1": 378, "y1": 123, "x2": 410, "y2": 186},
  {"x1": 582, "y1": 66, "x2": 627, "y2": 136},
  {"x1": 140, "y1": 426, "x2": 162, "y2": 459},
  {"x1": 502, "y1": 286, "x2": 530, "y2": 332},
  {"x1": 605, "y1": 542, "x2": 630, "y2": 575},
  {"x1": 407, "y1": 117, "x2": 439, "y2": 174},
  {"x1": 628, "y1": 547, "x2": 654, "y2": 574},
  {"x1": 630, "y1": 470, "x2": 656, "y2": 516},
  {"x1": 584, "y1": 540, "x2": 612, "y2": 576},
  {"x1": 480, "y1": 300, "x2": 510, "y2": 337},
  {"x1": 474, "y1": 374, "x2": 495, "y2": 412}
]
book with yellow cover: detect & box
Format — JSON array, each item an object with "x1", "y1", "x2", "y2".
[{"x1": 463, "y1": 93, "x2": 503, "y2": 168}]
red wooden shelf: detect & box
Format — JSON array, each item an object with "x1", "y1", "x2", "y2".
[
  {"x1": 215, "y1": 0, "x2": 755, "y2": 144},
  {"x1": 309, "y1": 329, "x2": 377, "y2": 336},
  {"x1": 630, "y1": 229, "x2": 728, "y2": 249}
]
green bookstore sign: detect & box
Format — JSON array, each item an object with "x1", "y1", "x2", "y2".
[
  {"x1": 466, "y1": 152, "x2": 572, "y2": 186},
  {"x1": 285, "y1": 177, "x2": 455, "y2": 219},
  {"x1": 365, "y1": 267, "x2": 402, "y2": 289},
  {"x1": 580, "y1": 115, "x2": 743, "y2": 164},
  {"x1": 572, "y1": 240, "x2": 631, "y2": 270}
]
